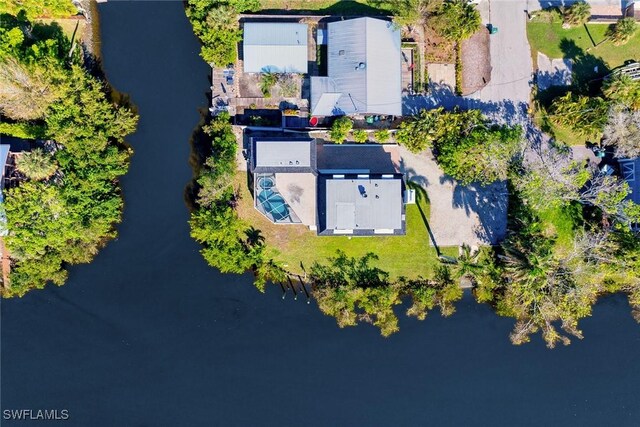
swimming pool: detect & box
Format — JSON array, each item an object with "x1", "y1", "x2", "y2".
[
  {"x1": 257, "y1": 176, "x2": 274, "y2": 190},
  {"x1": 257, "y1": 189, "x2": 289, "y2": 222}
]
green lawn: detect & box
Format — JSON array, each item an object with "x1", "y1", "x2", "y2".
[
  {"x1": 532, "y1": 109, "x2": 601, "y2": 146},
  {"x1": 528, "y1": 20, "x2": 640, "y2": 81},
  {"x1": 235, "y1": 174, "x2": 457, "y2": 279},
  {"x1": 528, "y1": 18, "x2": 639, "y2": 145},
  {"x1": 537, "y1": 203, "x2": 583, "y2": 257},
  {"x1": 258, "y1": 0, "x2": 388, "y2": 15}
]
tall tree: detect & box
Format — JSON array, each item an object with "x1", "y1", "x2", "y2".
[
  {"x1": 432, "y1": 0, "x2": 481, "y2": 41},
  {"x1": 1, "y1": 15, "x2": 137, "y2": 296},
  {"x1": 0, "y1": 57, "x2": 63, "y2": 120},
  {"x1": 602, "y1": 107, "x2": 640, "y2": 158},
  {"x1": 603, "y1": 73, "x2": 640, "y2": 111},
  {"x1": 549, "y1": 92, "x2": 608, "y2": 137},
  {"x1": 15, "y1": 148, "x2": 57, "y2": 181},
  {"x1": 562, "y1": 1, "x2": 591, "y2": 27}
]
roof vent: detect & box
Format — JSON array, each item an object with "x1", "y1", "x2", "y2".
[{"x1": 357, "y1": 62, "x2": 366, "y2": 70}]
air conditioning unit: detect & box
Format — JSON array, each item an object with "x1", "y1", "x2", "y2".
[{"x1": 404, "y1": 189, "x2": 416, "y2": 204}]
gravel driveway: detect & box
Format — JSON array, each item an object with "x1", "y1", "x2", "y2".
[
  {"x1": 399, "y1": 0, "x2": 538, "y2": 247},
  {"x1": 404, "y1": 0, "x2": 533, "y2": 123},
  {"x1": 399, "y1": 146, "x2": 508, "y2": 248}
]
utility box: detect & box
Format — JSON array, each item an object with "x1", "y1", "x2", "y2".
[{"x1": 404, "y1": 189, "x2": 416, "y2": 204}]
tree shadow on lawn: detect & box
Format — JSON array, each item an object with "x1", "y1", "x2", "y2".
[
  {"x1": 407, "y1": 182, "x2": 442, "y2": 255},
  {"x1": 558, "y1": 38, "x2": 609, "y2": 95}
]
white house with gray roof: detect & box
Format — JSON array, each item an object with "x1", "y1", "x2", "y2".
[
  {"x1": 249, "y1": 137, "x2": 406, "y2": 235},
  {"x1": 243, "y1": 23, "x2": 308, "y2": 74},
  {"x1": 318, "y1": 174, "x2": 405, "y2": 236},
  {"x1": 310, "y1": 17, "x2": 402, "y2": 117}
]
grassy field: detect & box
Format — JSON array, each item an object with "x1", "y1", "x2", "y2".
[
  {"x1": 527, "y1": 20, "x2": 640, "y2": 77},
  {"x1": 538, "y1": 204, "x2": 582, "y2": 257},
  {"x1": 234, "y1": 173, "x2": 457, "y2": 279},
  {"x1": 36, "y1": 18, "x2": 86, "y2": 43},
  {"x1": 258, "y1": 0, "x2": 388, "y2": 15},
  {"x1": 528, "y1": 17, "x2": 639, "y2": 145}
]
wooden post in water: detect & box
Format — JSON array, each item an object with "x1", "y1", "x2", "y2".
[
  {"x1": 279, "y1": 281, "x2": 286, "y2": 299},
  {"x1": 297, "y1": 275, "x2": 310, "y2": 303},
  {"x1": 287, "y1": 276, "x2": 297, "y2": 300}
]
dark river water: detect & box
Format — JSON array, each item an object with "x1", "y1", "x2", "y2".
[{"x1": 2, "y1": 2, "x2": 640, "y2": 426}]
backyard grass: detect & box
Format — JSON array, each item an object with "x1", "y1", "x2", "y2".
[
  {"x1": 537, "y1": 203, "x2": 582, "y2": 257},
  {"x1": 258, "y1": 0, "x2": 388, "y2": 15},
  {"x1": 36, "y1": 18, "x2": 86, "y2": 43},
  {"x1": 532, "y1": 109, "x2": 600, "y2": 146},
  {"x1": 234, "y1": 172, "x2": 457, "y2": 279},
  {"x1": 527, "y1": 20, "x2": 640, "y2": 79}
]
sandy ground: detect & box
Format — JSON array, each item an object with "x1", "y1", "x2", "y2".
[
  {"x1": 398, "y1": 146, "x2": 507, "y2": 247},
  {"x1": 427, "y1": 63, "x2": 456, "y2": 90},
  {"x1": 461, "y1": 28, "x2": 491, "y2": 96}
]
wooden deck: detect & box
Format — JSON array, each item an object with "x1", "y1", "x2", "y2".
[{"x1": 401, "y1": 47, "x2": 414, "y2": 94}]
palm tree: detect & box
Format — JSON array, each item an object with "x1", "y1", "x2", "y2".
[
  {"x1": 245, "y1": 226, "x2": 265, "y2": 248},
  {"x1": 562, "y1": 1, "x2": 590, "y2": 27},
  {"x1": 259, "y1": 72, "x2": 278, "y2": 98},
  {"x1": 15, "y1": 148, "x2": 57, "y2": 181},
  {"x1": 607, "y1": 17, "x2": 638, "y2": 46},
  {"x1": 453, "y1": 243, "x2": 482, "y2": 280},
  {"x1": 433, "y1": 0, "x2": 481, "y2": 41},
  {"x1": 603, "y1": 73, "x2": 640, "y2": 111}
]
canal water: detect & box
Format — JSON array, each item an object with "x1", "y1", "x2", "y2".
[{"x1": 2, "y1": 2, "x2": 639, "y2": 426}]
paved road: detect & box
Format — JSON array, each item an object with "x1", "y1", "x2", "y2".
[{"x1": 470, "y1": 0, "x2": 533, "y2": 107}]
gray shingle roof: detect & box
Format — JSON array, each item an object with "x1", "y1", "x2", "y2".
[{"x1": 322, "y1": 176, "x2": 403, "y2": 232}]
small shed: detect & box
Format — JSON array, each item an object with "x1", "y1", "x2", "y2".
[{"x1": 243, "y1": 23, "x2": 308, "y2": 74}]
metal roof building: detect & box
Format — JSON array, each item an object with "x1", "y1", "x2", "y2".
[
  {"x1": 311, "y1": 18, "x2": 402, "y2": 117},
  {"x1": 243, "y1": 23, "x2": 309, "y2": 74},
  {"x1": 250, "y1": 138, "x2": 317, "y2": 174},
  {"x1": 318, "y1": 174, "x2": 405, "y2": 235}
]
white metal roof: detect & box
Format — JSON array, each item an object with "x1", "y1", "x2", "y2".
[
  {"x1": 311, "y1": 18, "x2": 401, "y2": 116},
  {"x1": 255, "y1": 139, "x2": 313, "y2": 169},
  {"x1": 243, "y1": 23, "x2": 308, "y2": 73}
]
